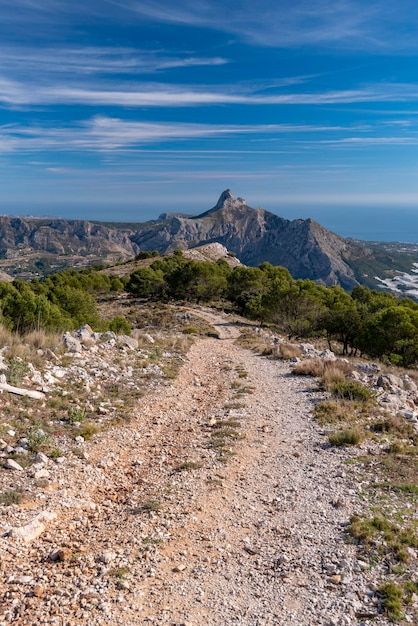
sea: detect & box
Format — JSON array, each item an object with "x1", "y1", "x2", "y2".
[
  {"x1": 3, "y1": 203, "x2": 418, "y2": 244},
  {"x1": 274, "y1": 206, "x2": 418, "y2": 243}
]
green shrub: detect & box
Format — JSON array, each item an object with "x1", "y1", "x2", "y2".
[
  {"x1": 330, "y1": 380, "x2": 373, "y2": 402},
  {"x1": 107, "y1": 316, "x2": 131, "y2": 335},
  {"x1": 67, "y1": 406, "x2": 87, "y2": 424},
  {"x1": 348, "y1": 514, "x2": 418, "y2": 562},
  {"x1": 328, "y1": 428, "x2": 363, "y2": 447},
  {"x1": 378, "y1": 582, "x2": 404, "y2": 620},
  {"x1": 78, "y1": 422, "x2": 99, "y2": 440},
  {"x1": 0, "y1": 489, "x2": 26, "y2": 506},
  {"x1": 5, "y1": 358, "x2": 30, "y2": 385},
  {"x1": 27, "y1": 425, "x2": 53, "y2": 453}
]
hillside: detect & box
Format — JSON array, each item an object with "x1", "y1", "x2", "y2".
[
  {"x1": 0, "y1": 217, "x2": 138, "y2": 279},
  {"x1": 1, "y1": 307, "x2": 417, "y2": 624},
  {"x1": 0, "y1": 193, "x2": 416, "y2": 290},
  {"x1": 129, "y1": 190, "x2": 360, "y2": 289}
]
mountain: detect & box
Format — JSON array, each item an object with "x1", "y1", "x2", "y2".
[
  {"x1": 0, "y1": 192, "x2": 416, "y2": 289},
  {"x1": 128, "y1": 190, "x2": 389, "y2": 290},
  {"x1": 0, "y1": 216, "x2": 139, "y2": 279}
]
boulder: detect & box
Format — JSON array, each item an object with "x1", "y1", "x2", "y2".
[
  {"x1": 8, "y1": 511, "x2": 57, "y2": 542},
  {"x1": 76, "y1": 324, "x2": 95, "y2": 341},
  {"x1": 4, "y1": 458, "x2": 24, "y2": 471},
  {"x1": 117, "y1": 335, "x2": 139, "y2": 350},
  {"x1": 63, "y1": 332, "x2": 82, "y2": 353},
  {"x1": 376, "y1": 374, "x2": 403, "y2": 390}
]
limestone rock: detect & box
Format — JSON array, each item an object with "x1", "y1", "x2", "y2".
[
  {"x1": 4, "y1": 458, "x2": 24, "y2": 471},
  {"x1": 100, "y1": 550, "x2": 117, "y2": 564},
  {"x1": 63, "y1": 332, "x2": 82, "y2": 353},
  {"x1": 76, "y1": 324, "x2": 94, "y2": 341},
  {"x1": 376, "y1": 374, "x2": 403, "y2": 390},
  {"x1": 50, "y1": 547, "x2": 72, "y2": 562},
  {"x1": 32, "y1": 451, "x2": 49, "y2": 465},
  {"x1": 117, "y1": 334, "x2": 139, "y2": 350},
  {"x1": 33, "y1": 584, "x2": 44, "y2": 597},
  {"x1": 9, "y1": 511, "x2": 57, "y2": 542}
]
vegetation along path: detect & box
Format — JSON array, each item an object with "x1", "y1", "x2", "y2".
[{"x1": 2, "y1": 312, "x2": 396, "y2": 625}]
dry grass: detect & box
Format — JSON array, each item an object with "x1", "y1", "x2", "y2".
[
  {"x1": 24, "y1": 329, "x2": 63, "y2": 353},
  {"x1": 293, "y1": 357, "x2": 353, "y2": 381},
  {"x1": 0, "y1": 324, "x2": 63, "y2": 365},
  {"x1": 276, "y1": 342, "x2": 302, "y2": 360},
  {"x1": 370, "y1": 414, "x2": 416, "y2": 440},
  {"x1": 236, "y1": 329, "x2": 272, "y2": 353},
  {"x1": 314, "y1": 398, "x2": 375, "y2": 430},
  {"x1": 314, "y1": 399, "x2": 358, "y2": 425},
  {"x1": 235, "y1": 329, "x2": 304, "y2": 361},
  {"x1": 329, "y1": 427, "x2": 365, "y2": 447},
  {"x1": 0, "y1": 324, "x2": 21, "y2": 351}
]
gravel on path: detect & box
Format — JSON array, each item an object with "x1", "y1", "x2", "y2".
[{"x1": 1, "y1": 313, "x2": 392, "y2": 625}]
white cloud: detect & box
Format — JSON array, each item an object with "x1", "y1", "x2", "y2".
[
  {"x1": 117, "y1": 1, "x2": 418, "y2": 51},
  {"x1": 1, "y1": 76, "x2": 418, "y2": 108},
  {"x1": 321, "y1": 136, "x2": 418, "y2": 145},
  {"x1": 2, "y1": 1, "x2": 418, "y2": 52},
  {"x1": 0, "y1": 45, "x2": 229, "y2": 76},
  {"x1": 1, "y1": 116, "x2": 397, "y2": 154},
  {"x1": 0, "y1": 117, "x2": 337, "y2": 152}
]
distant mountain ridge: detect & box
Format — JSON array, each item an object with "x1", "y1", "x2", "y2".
[
  {"x1": 0, "y1": 216, "x2": 139, "y2": 278},
  {"x1": 0, "y1": 191, "x2": 416, "y2": 288},
  {"x1": 129, "y1": 190, "x2": 369, "y2": 289}
]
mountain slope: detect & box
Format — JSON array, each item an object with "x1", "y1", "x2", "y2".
[
  {"x1": 0, "y1": 192, "x2": 415, "y2": 289},
  {"x1": 130, "y1": 190, "x2": 359, "y2": 288},
  {"x1": 0, "y1": 217, "x2": 139, "y2": 278}
]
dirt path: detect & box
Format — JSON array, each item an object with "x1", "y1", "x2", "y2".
[{"x1": 1, "y1": 313, "x2": 389, "y2": 626}]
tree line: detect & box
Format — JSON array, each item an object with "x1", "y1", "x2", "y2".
[
  {"x1": 0, "y1": 269, "x2": 124, "y2": 334},
  {"x1": 1, "y1": 252, "x2": 418, "y2": 367},
  {"x1": 126, "y1": 253, "x2": 418, "y2": 367}
]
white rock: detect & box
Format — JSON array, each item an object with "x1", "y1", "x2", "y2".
[
  {"x1": 398, "y1": 409, "x2": 417, "y2": 422},
  {"x1": 13, "y1": 575, "x2": 33, "y2": 584},
  {"x1": 63, "y1": 332, "x2": 82, "y2": 353},
  {"x1": 117, "y1": 335, "x2": 139, "y2": 350},
  {"x1": 100, "y1": 551, "x2": 117, "y2": 564},
  {"x1": 14, "y1": 447, "x2": 28, "y2": 456},
  {"x1": 43, "y1": 371, "x2": 58, "y2": 385},
  {"x1": 319, "y1": 349, "x2": 336, "y2": 360},
  {"x1": 9, "y1": 511, "x2": 57, "y2": 542},
  {"x1": 32, "y1": 452, "x2": 49, "y2": 465},
  {"x1": 34, "y1": 468, "x2": 50, "y2": 480},
  {"x1": 76, "y1": 324, "x2": 95, "y2": 341},
  {"x1": 51, "y1": 367, "x2": 67, "y2": 378},
  {"x1": 4, "y1": 458, "x2": 24, "y2": 471}
]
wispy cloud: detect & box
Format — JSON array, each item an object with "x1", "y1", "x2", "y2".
[
  {"x1": 2, "y1": 1, "x2": 418, "y2": 52},
  {"x1": 118, "y1": 1, "x2": 418, "y2": 51},
  {"x1": 1, "y1": 76, "x2": 418, "y2": 108},
  {"x1": 0, "y1": 45, "x2": 228, "y2": 77},
  {"x1": 322, "y1": 136, "x2": 418, "y2": 145},
  {"x1": 0, "y1": 116, "x2": 375, "y2": 153}
]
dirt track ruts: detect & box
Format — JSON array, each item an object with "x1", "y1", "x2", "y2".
[{"x1": 1, "y1": 312, "x2": 391, "y2": 625}]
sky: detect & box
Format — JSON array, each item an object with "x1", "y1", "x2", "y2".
[{"x1": 1, "y1": 1, "x2": 418, "y2": 240}]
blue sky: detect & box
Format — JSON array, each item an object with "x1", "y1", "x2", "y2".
[{"x1": 1, "y1": 1, "x2": 418, "y2": 239}]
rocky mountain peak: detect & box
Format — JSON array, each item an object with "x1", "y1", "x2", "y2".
[
  {"x1": 198, "y1": 189, "x2": 248, "y2": 218},
  {"x1": 215, "y1": 189, "x2": 236, "y2": 208}
]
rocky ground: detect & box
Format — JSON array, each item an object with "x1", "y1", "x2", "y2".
[{"x1": 0, "y1": 309, "x2": 416, "y2": 625}]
